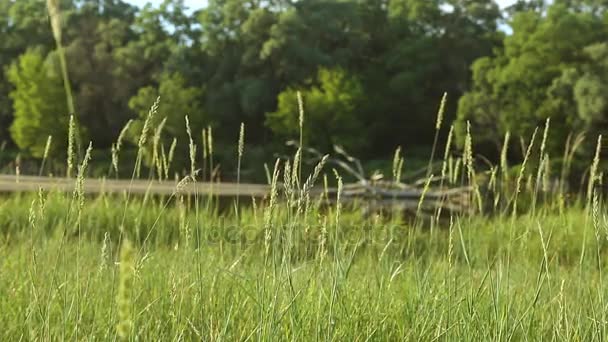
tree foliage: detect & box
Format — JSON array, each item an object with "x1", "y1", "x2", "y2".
[
  {"x1": 8, "y1": 50, "x2": 69, "y2": 157},
  {"x1": 128, "y1": 72, "x2": 205, "y2": 169},
  {"x1": 457, "y1": 2, "x2": 608, "y2": 156},
  {"x1": 4, "y1": 0, "x2": 608, "y2": 171},
  {"x1": 0, "y1": 0, "x2": 55, "y2": 146},
  {"x1": 267, "y1": 68, "x2": 366, "y2": 152}
]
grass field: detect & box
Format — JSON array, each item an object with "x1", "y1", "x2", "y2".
[
  {"x1": 3, "y1": 3, "x2": 607, "y2": 339},
  {"x1": 1, "y1": 183, "x2": 608, "y2": 340},
  {"x1": 1, "y1": 102, "x2": 606, "y2": 340}
]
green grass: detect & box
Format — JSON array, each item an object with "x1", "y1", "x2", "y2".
[
  {"x1": 1, "y1": 95, "x2": 605, "y2": 340},
  {"x1": 1, "y1": 189, "x2": 607, "y2": 340}
]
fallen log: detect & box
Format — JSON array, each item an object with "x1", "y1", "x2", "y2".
[{"x1": 313, "y1": 181, "x2": 474, "y2": 215}]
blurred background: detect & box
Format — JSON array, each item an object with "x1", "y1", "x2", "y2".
[{"x1": 1, "y1": 0, "x2": 605, "y2": 182}]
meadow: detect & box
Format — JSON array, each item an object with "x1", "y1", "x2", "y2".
[
  {"x1": 1, "y1": 100, "x2": 608, "y2": 341},
  {"x1": 3, "y1": 1, "x2": 608, "y2": 340},
  {"x1": 2, "y1": 181, "x2": 608, "y2": 340}
]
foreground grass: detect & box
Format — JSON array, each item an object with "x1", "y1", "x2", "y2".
[{"x1": 1, "y1": 191, "x2": 607, "y2": 340}]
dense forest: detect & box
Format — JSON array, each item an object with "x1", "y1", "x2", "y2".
[{"x1": 1, "y1": 0, "x2": 607, "y2": 178}]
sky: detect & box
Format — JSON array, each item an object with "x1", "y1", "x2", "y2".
[{"x1": 125, "y1": 0, "x2": 521, "y2": 12}]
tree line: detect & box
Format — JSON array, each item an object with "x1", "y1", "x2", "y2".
[{"x1": 1, "y1": 0, "x2": 607, "y2": 177}]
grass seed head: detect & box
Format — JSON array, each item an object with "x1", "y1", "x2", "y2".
[
  {"x1": 42, "y1": 135, "x2": 53, "y2": 162},
  {"x1": 238, "y1": 122, "x2": 245, "y2": 159},
  {"x1": 46, "y1": 0, "x2": 62, "y2": 44},
  {"x1": 588, "y1": 134, "x2": 602, "y2": 203},
  {"x1": 436, "y1": 92, "x2": 447, "y2": 130},
  {"x1": 185, "y1": 115, "x2": 197, "y2": 177},
  {"x1": 67, "y1": 115, "x2": 75, "y2": 177},
  {"x1": 116, "y1": 238, "x2": 135, "y2": 340},
  {"x1": 137, "y1": 96, "x2": 160, "y2": 149}
]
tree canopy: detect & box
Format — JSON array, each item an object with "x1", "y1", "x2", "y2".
[
  {"x1": 457, "y1": 1, "x2": 608, "y2": 157},
  {"x1": 1, "y1": 0, "x2": 607, "y2": 174}
]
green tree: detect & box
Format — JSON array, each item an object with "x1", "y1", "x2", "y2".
[
  {"x1": 457, "y1": 3, "x2": 608, "y2": 155},
  {"x1": 267, "y1": 68, "x2": 367, "y2": 153},
  {"x1": 114, "y1": 0, "x2": 199, "y2": 87},
  {"x1": 0, "y1": 0, "x2": 506, "y2": 165},
  {"x1": 553, "y1": 43, "x2": 608, "y2": 135},
  {"x1": 198, "y1": 0, "x2": 370, "y2": 144},
  {"x1": 348, "y1": 0, "x2": 502, "y2": 152},
  {"x1": 57, "y1": 0, "x2": 138, "y2": 148},
  {"x1": 128, "y1": 72, "x2": 206, "y2": 170},
  {"x1": 7, "y1": 50, "x2": 69, "y2": 157},
  {"x1": 573, "y1": 43, "x2": 608, "y2": 126},
  {"x1": 0, "y1": 0, "x2": 55, "y2": 145},
  {"x1": 196, "y1": 0, "x2": 280, "y2": 142}
]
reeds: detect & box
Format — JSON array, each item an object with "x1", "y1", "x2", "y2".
[
  {"x1": 66, "y1": 115, "x2": 75, "y2": 177},
  {"x1": 116, "y1": 238, "x2": 135, "y2": 340},
  {"x1": 587, "y1": 135, "x2": 602, "y2": 205},
  {"x1": 264, "y1": 159, "x2": 281, "y2": 258},
  {"x1": 513, "y1": 128, "x2": 538, "y2": 217},
  {"x1": 532, "y1": 119, "x2": 551, "y2": 213},
  {"x1": 464, "y1": 122, "x2": 483, "y2": 213},
  {"x1": 151, "y1": 118, "x2": 167, "y2": 180},
  {"x1": 110, "y1": 120, "x2": 132, "y2": 176},
  {"x1": 185, "y1": 116, "x2": 197, "y2": 178},
  {"x1": 4, "y1": 92, "x2": 608, "y2": 341},
  {"x1": 135, "y1": 97, "x2": 160, "y2": 178},
  {"x1": 427, "y1": 93, "x2": 447, "y2": 178},
  {"x1": 39, "y1": 136, "x2": 53, "y2": 176},
  {"x1": 500, "y1": 131, "x2": 511, "y2": 183},
  {"x1": 46, "y1": 0, "x2": 75, "y2": 116},
  {"x1": 392, "y1": 146, "x2": 404, "y2": 184},
  {"x1": 235, "y1": 123, "x2": 245, "y2": 216}
]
